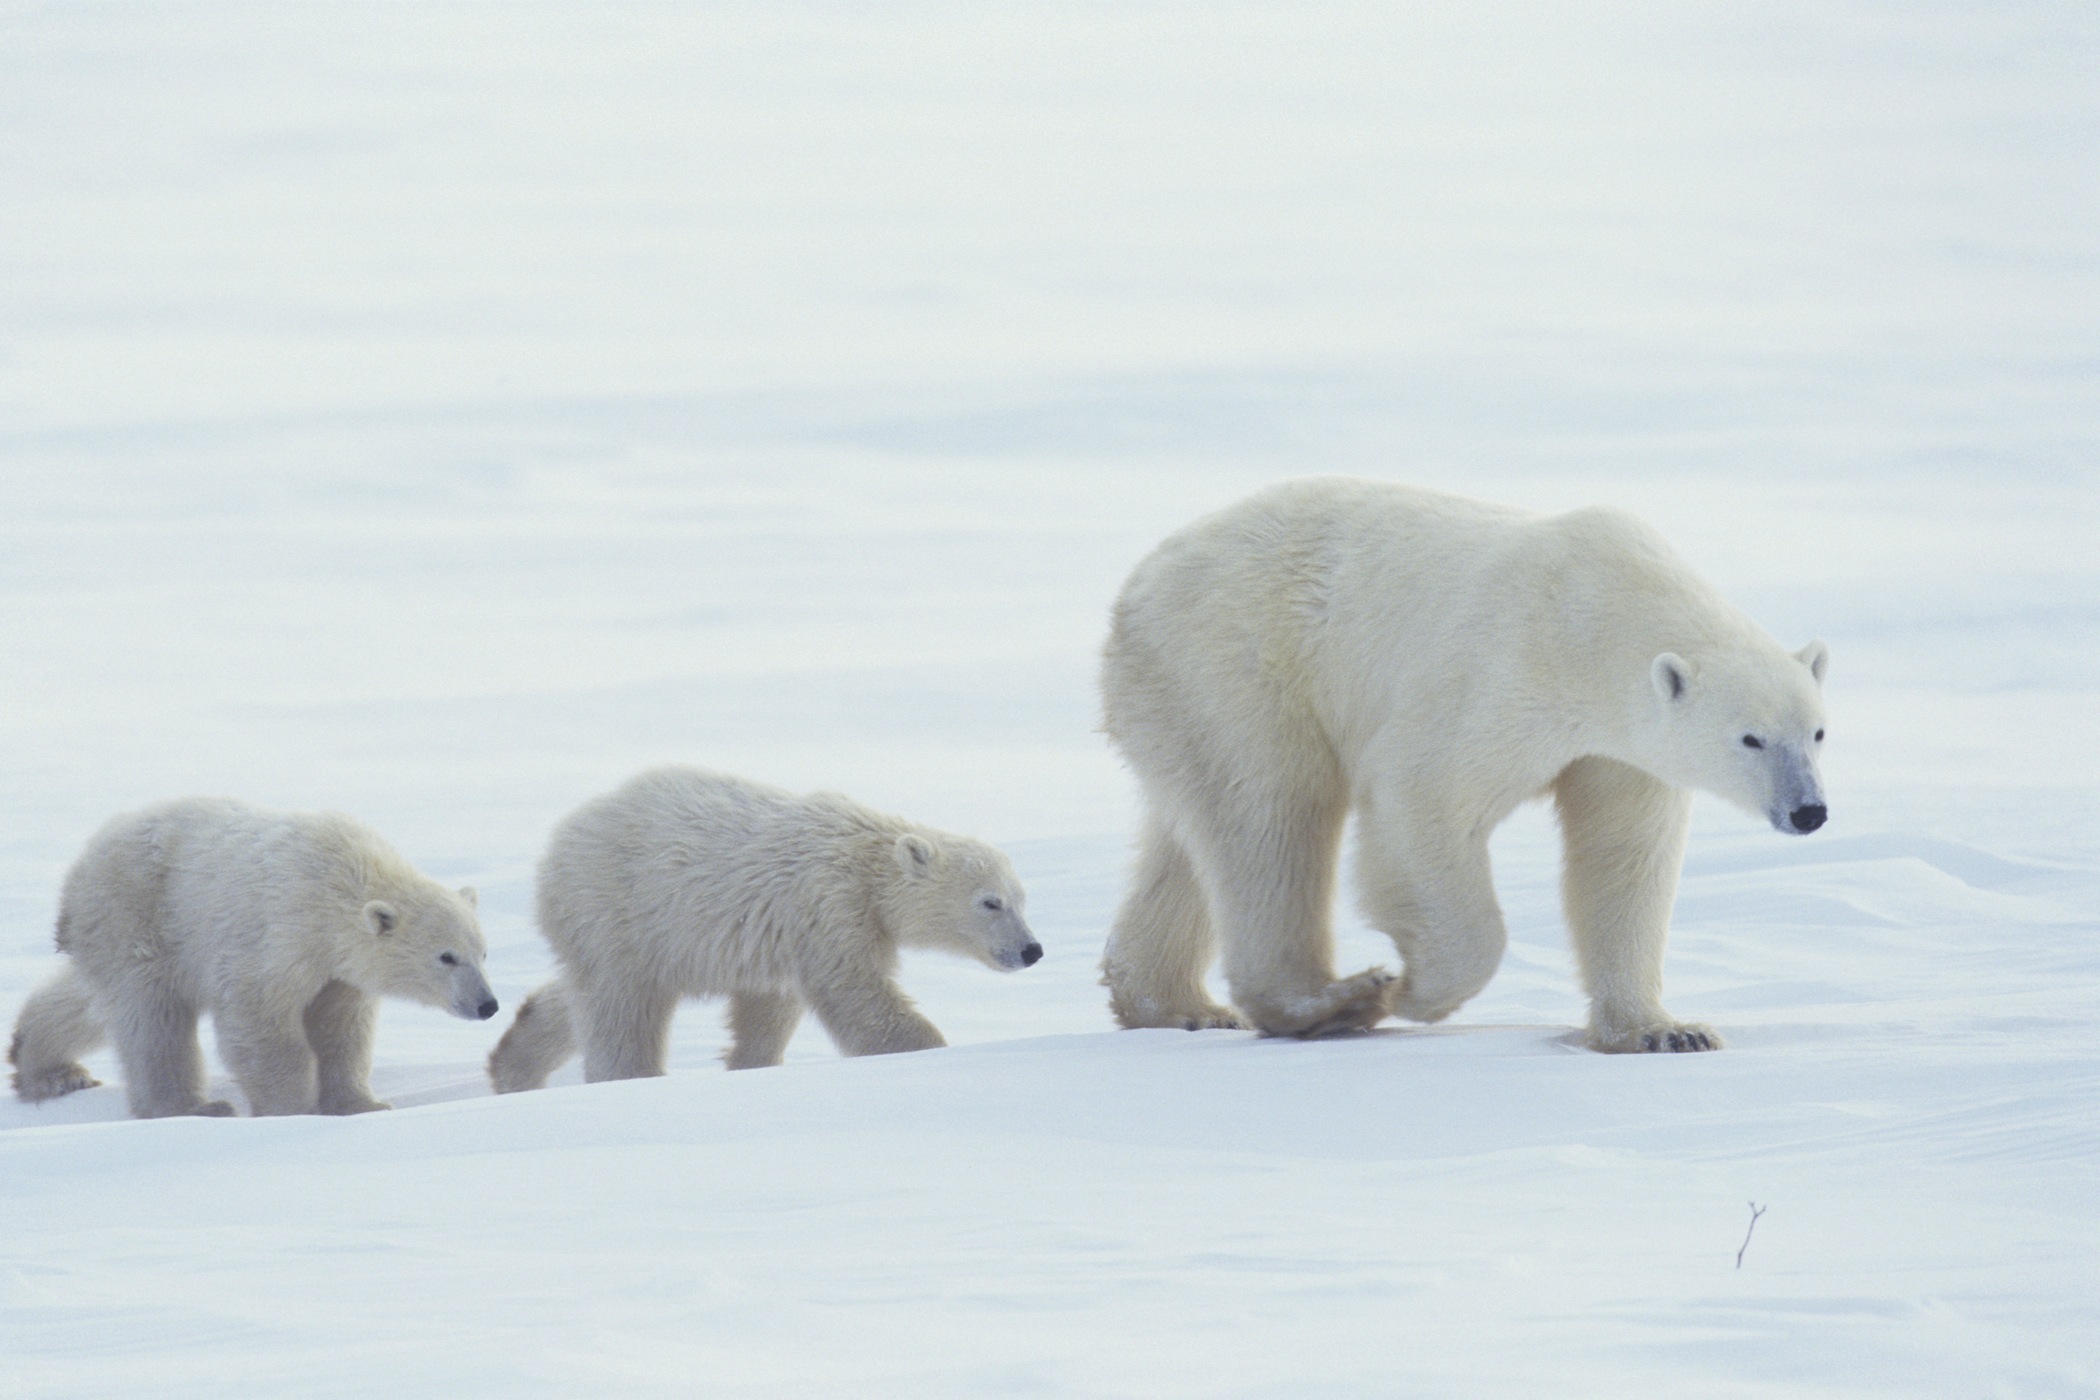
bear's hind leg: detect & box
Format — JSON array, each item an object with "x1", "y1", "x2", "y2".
[
  {"x1": 9, "y1": 964, "x2": 107, "y2": 1103},
  {"x1": 724, "y1": 990, "x2": 802, "y2": 1069},
  {"x1": 1355, "y1": 802, "x2": 1509, "y2": 1025},
  {"x1": 487, "y1": 979, "x2": 579, "y2": 1092},
  {"x1": 1554, "y1": 757, "x2": 1717, "y2": 1053},
  {"x1": 1189, "y1": 787, "x2": 1393, "y2": 1038},
  {"x1": 1102, "y1": 818, "x2": 1242, "y2": 1031},
  {"x1": 579, "y1": 978, "x2": 679, "y2": 1083},
  {"x1": 304, "y1": 979, "x2": 389, "y2": 1114},
  {"x1": 109, "y1": 982, "x2": 231, "y2": 1118}
]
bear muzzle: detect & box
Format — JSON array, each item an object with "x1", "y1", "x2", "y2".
[
  {"x1": 448, "y1": 968, "x2": 500, "y2": 1020},
  {"x1": 1788, "y1": 804, "x2": 1827, "y2": 834},
  {"x1": 995, "y1": 938, "x2": 1044, "y2": 970}
]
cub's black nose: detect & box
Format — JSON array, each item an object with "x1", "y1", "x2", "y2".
[
  {"x1": 1020, "y1": 942, "x2": 1044, "y2": 967},
  {"x1": 477, "y1": 998, "x2": 500, "y2": 1020},
  {"x1": 1790, "y1": 804, "x2": 1827, "y2": 833}
]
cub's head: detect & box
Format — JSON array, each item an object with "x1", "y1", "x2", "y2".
[
  {"x1": 1646, "y1": 639, "x2": 1830, "y2": 835},
  {"x1": 363, "y1": 884, "x2": 499, "y2": 1020},
  {"x1": 887, "y1": 832, "x2": 1042, "y2": 971}
]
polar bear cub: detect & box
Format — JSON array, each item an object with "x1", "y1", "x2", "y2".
[
  {"x1": 1100, "y1": 477, "x2": 1830, "y2": 1052},
  {"x1": 487, "y1": 767, "x2": 1041, "y2": 1090},
  {"x1": 9, "y1": 797, "x2": 496, "y2": 1118}
]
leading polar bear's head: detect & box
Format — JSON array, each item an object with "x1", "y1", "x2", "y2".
[
  {"x1": 360, "y1": 883, "x2": 500, "y2": 1021},
  {"x1": 886, "y1": 832, "x2": 1043, "y2": 971},
  {"x1": 1645, "y1": 639, "x2": 1830, "y2": 835}
]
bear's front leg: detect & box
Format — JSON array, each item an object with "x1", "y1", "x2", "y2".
[
  {"x1": 1554, "y1": 756, "x2": 1722, "y2": 1054},
  {"x1": 801, "y1": 963, "x2": 946, "y2": 1057},
  {"x1": 304, "y1": 979, "x2": 390, "y2": 1114},
  {"x1": 216, "y1": 997, "x2": 322, "y2": 1115}
]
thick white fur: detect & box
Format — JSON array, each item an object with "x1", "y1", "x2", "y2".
[
  {"x1": 1100, "y1": 477, "x2": 1830, "y2": 1052},
  {"x1": 487, "y1": 767, "x2": 1040, "y2": 1091},
  {"x1": 8, "y1": 797, "x2": 494, "y2": 1117}
]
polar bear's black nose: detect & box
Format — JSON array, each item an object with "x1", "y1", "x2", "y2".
[
  {"x1": 1020, "y1": 942, "x2": 1044, "y2": 967},
  {"x1": 476, "y1": 998, "x2": 500, "y2": 1020},
  {"x1": 1789, "y1": 804, "x2": 1827, "y2": 833}
]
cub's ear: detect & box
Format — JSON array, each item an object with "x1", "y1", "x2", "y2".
[
  {"x1": 895, "y1": 833, "x2": 936, "y2": 880},
  {"x1": 364, "y1": 901, "x2": 399, "y2": 936},
  {"x1": 1650, "y1": 652, "x2": 1694, "y2": 703},
  {"x1": 1795, "y1": 639, "x2": 1829, "y2": 686},
  {"x1": 457, "y1": 885, "x2": 478, "y2": 910}
]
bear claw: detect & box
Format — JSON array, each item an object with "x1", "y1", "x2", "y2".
[
  {"x1": 1180, "y1": 1009, "x2": 1246, "y2": 1031},
  {"x1": 1103, "y1": 984, "x2": 1245, "y2": 1032},
  {"x1": 1592, "y1": 1020, "x2": 1724, "y2": 1054},
  {"x1": 1641, "y1": 1028, "x2": 1720, "y2": 1053}
]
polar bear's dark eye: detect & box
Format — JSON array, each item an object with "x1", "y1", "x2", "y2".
[
  {"x1": 979, "y1": 897, "x2": 1004, "y2": 912},
  {"x1": 438, "y1": 952, "x2": 458, "y2": 966},
  {"x1": 1814, "y1": 729, "x2": 1825, "y2": 742},
  {"x1": 1741, "y1": 735, "x2": 1764, "y2": 750}
]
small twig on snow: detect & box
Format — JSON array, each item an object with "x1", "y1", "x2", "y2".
[{"x1": 1735, "y1": 1202, "x2": 1767, "y2": 1269}]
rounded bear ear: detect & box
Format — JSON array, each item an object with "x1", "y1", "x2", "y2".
[
  {"x1": 895, "y1": 833, "x2": 936, "y2": 880},
  {"x1": 1795, "y1": 639, "x2": 1829, "y2": 686},
  {"x1": 364, "y1": 900, "x2": 399, "y2": 936},
  {"x1": 1650, "y1": 652, "x2": 1693, "y2": 703},
  {"x1": 457, "y1": 885, "x2": 478, "y2": 910}
]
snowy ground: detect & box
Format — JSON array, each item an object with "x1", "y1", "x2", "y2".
[{"x1": 3, "y1": 3, "x2": 2096, "y2": 1396}]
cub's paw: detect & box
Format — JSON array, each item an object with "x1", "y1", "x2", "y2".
[
  {"x1": 12, "y1": 1064, "x2": 100, "y2": 1103},
  {"x1": 1589, "y1": 1020, "x2": 1724, "y2": 1054},
  {"x1": 323, "y1": 1097, "x2": 393, "y2": 1116},
  {"x1": 192, "y1": 1099, "x2": 237, "y2": 1117},
  {"x1": 1180, "y1": 1007, "x2": 1246, "y2": 1031}
]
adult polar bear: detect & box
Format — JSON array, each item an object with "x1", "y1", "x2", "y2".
[{"x1": 1100, "y1": 478, "x2": 1829, "y2": 1052}]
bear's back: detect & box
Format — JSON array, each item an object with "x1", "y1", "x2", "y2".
[
  {"x1": 536, "y1": 768, "x2": 885, "y2": 979},
  {"x1": 1106, "y1": 479, "x2": 1537, "y2": 731},
  {"x1": 59, "y1": 798, "x2": 382, "y2": 980}
]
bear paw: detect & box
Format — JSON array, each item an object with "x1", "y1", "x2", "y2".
[
  {"x1": 11, "y1": 1064, "x2": 100, "y2": 1103},
  {"x1": 1386, "y1": 979, "x2": 1467, "y2": 1025},
  {"x1": 1247, "y1": 968, "x2": 1396, "y2": 1039},
  {"x1": 322, "y1": 1096, "x2": 393, "y2": 1115},
  {"x1": 1105, "y1": 986, "x2": 1245, "y2": 1032},
  {"x1": 192, "y1": 1099, "x2": 237, "y2": 1117},
  {"x1": 1589, "y1": 1020, "x2": 1724, "y2": 1054}
]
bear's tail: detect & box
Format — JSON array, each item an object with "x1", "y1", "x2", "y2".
[
  {"x1": 9, "y1": 963, "x2": 107, "y2": 1103},
  {"x1": 487, "y1": 979, "x2": 577, "y2": 1093}
]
